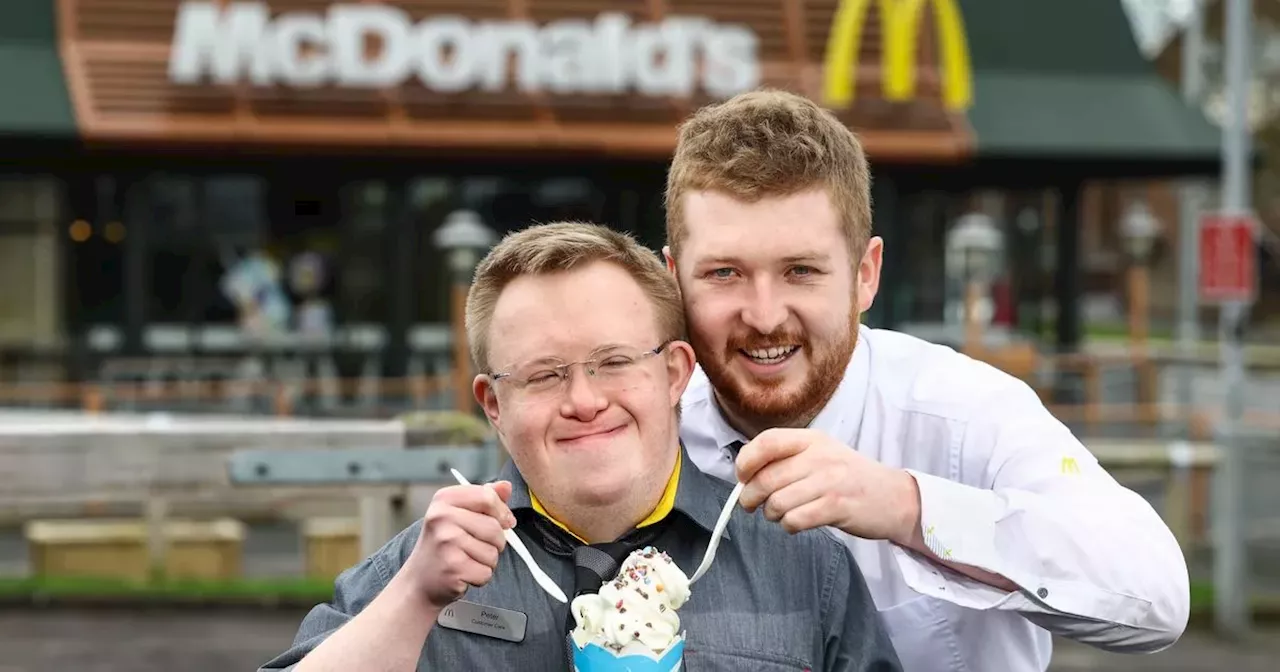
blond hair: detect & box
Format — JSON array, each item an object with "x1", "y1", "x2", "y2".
[
  {"x1": 465, "y1": 221, "x2": 686, "y2": 372},
  {"x1": 665, "y1": 89, "x2": 872, "y2": 260}
]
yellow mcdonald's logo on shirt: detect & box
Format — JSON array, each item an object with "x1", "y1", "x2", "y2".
[
  {"x1": 822, "y1": 0, "x2": 973, "y2": 111},
  {"x1": 1060, "y1": 457, "x2": 1081, "y2": 475}
]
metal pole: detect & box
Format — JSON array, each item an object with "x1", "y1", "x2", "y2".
[
  {"x1": 1172, "y1": 0, "x2": 1206, "y2": 604},
  {"x1": 451, "y1": 280, "x2": 473, "y2": 414},
  {"x1": 1178, "y1": 0, "x2": 1205, "y2": 424},
  {"x1": 1214, "y1": 0, "x2": 1253, "y2": 639}
]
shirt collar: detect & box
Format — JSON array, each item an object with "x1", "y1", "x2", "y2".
[
  {"x1": 703, "y1": 324, "x2": 874, "y2": 451},
  {"x1": 500, "y1": 443, "x2": 725, "y2": 543}
]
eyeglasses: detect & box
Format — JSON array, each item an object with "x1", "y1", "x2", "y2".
[{"x1": 488, "y1": 342, "x2": 670, "y2": 400}]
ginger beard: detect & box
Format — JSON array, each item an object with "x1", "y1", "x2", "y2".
[{"x1": 690, "y1": 301, "x2": 860, "y2": 428}]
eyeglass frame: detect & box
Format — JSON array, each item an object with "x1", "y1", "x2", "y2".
[{"x1": 486, "y1": 341, "x2": 672, "y2": 395}]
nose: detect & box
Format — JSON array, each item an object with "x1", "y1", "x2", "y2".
[
  {"x1": 558, "y1": 366, "x2": 607, "y2": 421},
  {"x1": 741, "y1": 277, "x2": 788, "y2": 334}
]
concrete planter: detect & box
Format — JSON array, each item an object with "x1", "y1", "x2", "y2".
[
  {"x1": 301, "y1": 517, "x2": 360, "y2": 581},
  {"x1": 26, "y1": 518, "x2": 245, "y2": 582}
]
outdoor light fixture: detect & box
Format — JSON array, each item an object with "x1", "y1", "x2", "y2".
[
  {"x1": 949, "y1": 211, "x2": 1004, "y2": 285},
  {"x1": 1120, "y1": 200, "x2": 1160, "y2": 264},
  {"x1": 432, "y1": 209, "x2": 496, "y2": 280}
]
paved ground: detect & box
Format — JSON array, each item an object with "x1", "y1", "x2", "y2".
[
  {"x1": 1050, "y1": 629, "x2": 1280, "y2": 671},
  {"x1": 0, "y1": 610, "x2": 304, "y2": 672},
  {"x1": 0, "y1": 609, "x2": 1278, "y2": 671}
]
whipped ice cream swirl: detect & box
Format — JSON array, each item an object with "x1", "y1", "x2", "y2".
[{"x1": 570, "y1": 546, "x2": 691, "y2": 653}]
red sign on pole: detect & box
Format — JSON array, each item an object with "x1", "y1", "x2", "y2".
[{"x1": 1199, "y1": 212, "x2": 1258, "y2": 303}]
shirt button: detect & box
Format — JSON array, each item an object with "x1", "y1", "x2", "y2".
[{"x1": 1037, "y1": 587, "x2": 1049, "y2": 599}]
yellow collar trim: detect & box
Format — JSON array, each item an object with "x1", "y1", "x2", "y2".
[{"x1": 529, "y1": 451, "x2": 681, "y2": 544}]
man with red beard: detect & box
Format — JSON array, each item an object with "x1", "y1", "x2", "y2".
[{"x1": 665, "y1": 90, "x2": 1190, "y2": 672}]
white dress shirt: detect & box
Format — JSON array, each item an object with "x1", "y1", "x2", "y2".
[{"x1": 680, "y1": 326, "x2": 1190, "y2": 672}]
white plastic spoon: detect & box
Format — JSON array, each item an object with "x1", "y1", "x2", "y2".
[
  {"x1": 688, "y1": 481, "x2": 746, "y2": 584},
  {"x1": 450, "y1": 468, "x2": 568, "y2": 603}
]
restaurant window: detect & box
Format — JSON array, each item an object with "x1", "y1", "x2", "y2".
[
  {"x1": 332, "y1": 180, "x2": 390, "y2": 326},
  {"x1": 896, "y1": 191, "x2": 954, "y2": 327},
  {"x1": 532, "y1": 178, "x2": 606, "y2": 223},
  {"x1": 0, "y1": 176, "x2": 64, "y2": 347},
  {"x1": 408, "y1": 177, "x2": 456, "y2": 327},
  {"x1": 634, "y1": 186, "x2": 669, "y2": 253},
  {"x1": 66, "y1": 176, "x2": 126, "y2": 341},
  {"x1": 408, "y1": 175, "x2": 610, "y2": 325},
  {"x1": 130, "y1": 173, "x2": 392, "y2": 340},
  {"x1": 138, "y1": 175, "x2": 243, "y2": 325}
]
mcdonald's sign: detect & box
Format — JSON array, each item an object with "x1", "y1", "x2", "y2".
[{"x1": 823, "y1": 0, "x2": 973, "y2": 111}]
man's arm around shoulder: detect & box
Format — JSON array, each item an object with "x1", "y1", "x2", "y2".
[{"x1": 820, "y1": 534, "x2": 902, "y2": 672}]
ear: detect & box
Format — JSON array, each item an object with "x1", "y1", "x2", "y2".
[
  {"x1": 857, "y1": 236, "x2": 884, "y2": 313},
  {"x1": 473, "y1": 374, "x2": 504, "y2": 439},
  {"x1": 662, "y1": 340, "x2": 696, "y2": 409},
  {"x1": 663, "y1": 245, "x2": 677, "y2": 276}
]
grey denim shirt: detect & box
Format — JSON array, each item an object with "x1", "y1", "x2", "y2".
[{"x1": 261, "y1": 450, "x2": 902, "y2": 671}]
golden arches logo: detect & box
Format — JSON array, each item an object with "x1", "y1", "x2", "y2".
[{"x1": 822, "y1": 0, "x2": 973, "y2": 111}]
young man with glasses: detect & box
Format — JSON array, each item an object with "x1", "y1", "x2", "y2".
[{"x1": 261, "y1": 222, "x2": 902, "y2": 671}]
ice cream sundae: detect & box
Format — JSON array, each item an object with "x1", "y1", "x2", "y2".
[{"x1": 569, "y1": 546, "x2": 690, "y2": 670}]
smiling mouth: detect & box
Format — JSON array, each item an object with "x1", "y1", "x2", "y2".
[
  {"x1": 740, "y1": 346, "x2": 800, "y2": 365},
  {"x1": 561, "y1": 425, "x2": 626, "y2": 443}
]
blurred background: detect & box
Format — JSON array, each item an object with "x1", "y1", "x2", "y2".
[{"x1": 1, "y1": 0, "x2": 1278, "y2": 669}]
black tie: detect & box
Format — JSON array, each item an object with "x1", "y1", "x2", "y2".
[
  {"x1": 727, "y1": 440, "x2": 745, "y2": 458},
  {"x1": 521, "y1": 513, "x2": 668, "y2": 634}
]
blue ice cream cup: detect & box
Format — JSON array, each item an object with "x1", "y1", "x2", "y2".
[{"x1": 570, "y1": 635, "x2": 685, "y2": 672}]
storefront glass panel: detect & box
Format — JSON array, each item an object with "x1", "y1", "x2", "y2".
[{"x1": 0, "y1": 175, "x2": 65, "y2": 381}]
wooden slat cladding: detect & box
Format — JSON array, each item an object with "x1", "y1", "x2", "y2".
[
  {"x1": 58, "y1": 0, "x2": 971, "y2": 160},
  {"x1": 84, "y1": 56, "x2": 236, "y2": 115},
  {"x1": 671, "y1": 0, "x2": 789, "y2": 61},
  {"x1": 399, "y1": 0, "x2": 508, "y2": 21},
  {"x1": 74, "y1": 0, "x2": 178, "y2": 42},
  {"x1": 401, "y1": 86, "x2": 541, "y2": 122},
  {"x1": 528, "y1": 0, "x2": 646, "y2": 23},
  {"x1": 804, "y1": 0, "x2": 852, "y2": 63},
  {"x1": 251, "y1": 87, "x2": 388, "y2": 119}
]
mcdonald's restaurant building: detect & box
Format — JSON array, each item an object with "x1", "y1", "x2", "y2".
[{"x1": 0, "y1": 0, "x2": 1223, "y2": 391}]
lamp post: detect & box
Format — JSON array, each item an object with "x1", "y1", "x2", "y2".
[
  {"x1": 1121, "y1": 200, "x2": 1160, "y2": 351},
  {"x1": 1120, "y1": 200, "x2": 1161, "y2": 430},
  {"x1": 948, "y1": 212, "x2": 1004, "y2": 352},
  {"x1": 432, "y1": 210, "x2": 496, "y2": 413}
]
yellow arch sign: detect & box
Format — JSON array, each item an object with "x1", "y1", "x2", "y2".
[{"x1": 822, "y1": 0, "x2": 973, "y2": 111}]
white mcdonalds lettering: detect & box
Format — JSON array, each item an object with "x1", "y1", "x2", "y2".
[{"x1": 168, "y1": 1, "x2": 760, "y2": 98}]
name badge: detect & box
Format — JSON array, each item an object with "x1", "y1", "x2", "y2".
[{"x1": 437, "y1": 600, "x2": 527, "y2": 643}]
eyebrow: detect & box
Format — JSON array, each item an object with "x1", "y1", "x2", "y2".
[
  {"x1": 781, "y1": 253, "x2": 832, "y2": 265},
  {"x1": 694, "y1": 253, "x2": 832, "y2": 267},
  {"x1": 492, "y1": 355, "x2": 562, "y2": 373},
  {"x1": 501, "y1": 343, "x2": 631, "y2": 370},
  {"x1": 588, "y1": 343, "x2": 630, "y2": 356},
  {"x1": 694, "y1": 256, "x2": 743, "y2": 268}
]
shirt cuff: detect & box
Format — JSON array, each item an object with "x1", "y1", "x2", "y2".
[
  {"x1": 909, "y1": 470, "x2": 1005, "y2": 570},
  {"x1": 894, "y1": 470, "x2": 1019, "y2": 610},
  {"x1": 895, "y1": 471, "x2": 1155, "y2": 623}
]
